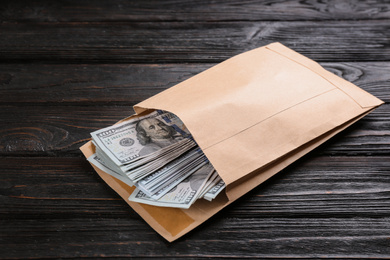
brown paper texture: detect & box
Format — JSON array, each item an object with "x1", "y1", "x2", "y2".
[{"x1": 80, "y1": 42, "x2": 383, "y2": 242}]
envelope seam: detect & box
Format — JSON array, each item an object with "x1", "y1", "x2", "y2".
[
  {"x1": 265, "y1": 46, "x2": 365, "y2": 109},
  {"x1": 202, "y1": 87, "x2": 337, "y2": 151}
]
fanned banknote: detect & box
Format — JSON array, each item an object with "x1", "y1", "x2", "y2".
[
  {"x1": 203, "y1": 179, "x2": 226, "y2": 201},
  {"x1": 87, "y1": 154, "x2": 134, "y2": 187},
  {"x1": 129, "y1": 163, "x2": 215, "y2": 208},
  {"x1": 91, "y1": 110, "x2": 191, "y2": 166}
]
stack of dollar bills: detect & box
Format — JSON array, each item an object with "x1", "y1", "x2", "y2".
[{"x1": 87, "y1": 110, "x2": 225, "y2": 209}]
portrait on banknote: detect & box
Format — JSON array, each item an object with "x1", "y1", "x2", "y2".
[{"x1": 135, "y1": 117, "x2": 184, "y2": 156}]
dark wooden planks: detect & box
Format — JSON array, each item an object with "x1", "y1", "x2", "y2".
[
  {"x1": 0, "y1": 63, "x2": 213, "y2": 105},
  {"x1": 230, "y1": 156, "x2": 390, "y2": 218},
  {"x1": 1, "y1": 21, "x2": 390, "y2": 63},
  {"x1": 0, "y1": 106, "x2": 129, "y2": 156},
  {"x1": 1, "y1": 156, "x2": 389, "y2": 219},
  {"x1": 1, "y1": 0, "x2": 389, "y2": 22},
  {"x1": 0, "y1": 157, "x2": 137, "y2": 219},
  {"x1": 0, "y1": 62, "x2": 389, "y2": 104},
  {"x1": 1, "y1": 156, "x2": 390, "y2": 258},
  {"x1": 1, "y1": 218, "x2": 390, "y2": 258},
  {"x1": 0, "y1": 104, "x2": 388, "y2": 156}
]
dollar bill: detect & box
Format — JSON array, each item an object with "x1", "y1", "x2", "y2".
[
  {"x1": 203, "y1": 179, "x2": 226, "y2": 201},
  {"x1": 119, "y1": 138, "x2": 196, "y2": 172},
  {"x1": 137, "y1": 148, "x2": 208, "y2": 200},
  {"x1": 91, "y1": 110, "x2": 191, "y2": 166},
  {"x1": 198, "y1": 170, "x2": 220, "y2": 198},
  {"x1": 87, "y1": 153, "x2": 134, "y2": 187},
  {"x1": 122, "y1": 139, "x2": 197, "y2": 180},
  {"x1": 128, "y1": 163, "x2": 215, "y2": 209}
]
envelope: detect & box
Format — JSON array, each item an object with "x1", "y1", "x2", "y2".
[{"x1": 80, "y1": 42, "x2": 383, "y2": 242}]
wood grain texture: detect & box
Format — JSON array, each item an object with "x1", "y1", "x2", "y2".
[
  {"x1": 0, "y1": 62, "x2": 389, "y2": 104},
  {"x1": 0, "y1": 63, "x2": 212, "y2": 105},
  {"x1": 1, "y1": 21, "x2": 389, "y2": 63},
  {"x1": 1, "y1": 0, "x2": 389, "y2": 22},
  {"x1": 1, "y1": 156, "x2": 389, "y2": 219},
  {"x1": 1, "y1": 156, "x2": 390, "y2": 258},
  {"x1": 0, "y1": 106, "x2": 128, "y2": 156},
  {"x1": 1, "y1": 217, "x2": 390, "y2": 258},
  {"x1": 0, "y1": 104, "x2": 388, "y2": 156}
]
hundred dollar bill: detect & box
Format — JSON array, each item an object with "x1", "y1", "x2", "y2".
[
  {"x1": 136, "y1": 148, "x2": 203, "y2": 187},
  {"x1": 128, "y1": 163, "x2": 215, "y2": 209},
  {"x1": 91, "y1": 110, "x2": 191, "y2": 166},
  {"x1": 87, "y1": 153, "x2": 134, "y2": 187},
  {"x1": 93, "y1": 141, "x2": 123, "y2": 172},
  {"x1": 203, "y1": 179, "x2": 226, "y2": 201},
  {"x1": 122, "y1": 138, "x2": 197, "y2": 179},
  {"x1": 198, "y1": 170, "x2": 220, "y2": 198},
  {"x1": 137, "y1": 148, "x2": 208, "y2": 200},
  {"x1": 121, "y1": 138, "x2": 195, "y2": 172}
]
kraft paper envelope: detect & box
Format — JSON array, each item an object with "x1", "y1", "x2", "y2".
[{"x1": 80, "y1": 42, "x2": 383, "y2": 242}]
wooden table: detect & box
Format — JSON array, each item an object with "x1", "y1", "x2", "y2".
[{"x1": 1, "y1": 1, "x2": 389, "y2": 258}]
